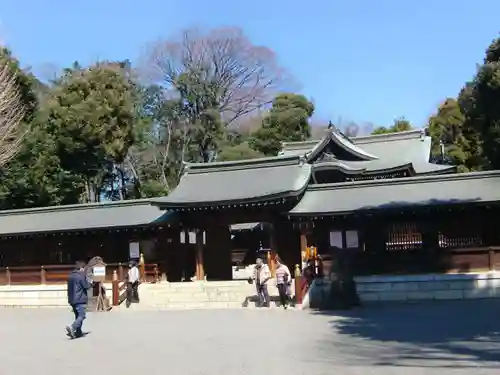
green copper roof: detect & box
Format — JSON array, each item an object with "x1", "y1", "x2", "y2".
[
  {"x1": 152, "y1": 155, "x2": 312, "y2": 209},
  {"x1": 0, "y1": 200, "x2": 169, "y2": 236},
  {"x1": 306, "y1": 129, "x2": 379, "y2": 162},
  {"x1": 288, "y1": 171, "x2": 500, "y2": 216},
  {"x1": 313, "y1": 159, "x2": 455, "y2": 175},
  {"x1": 281, "y1": 128, "x2": 455, "y2": 175}
]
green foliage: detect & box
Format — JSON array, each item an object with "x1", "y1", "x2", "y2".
[
  {"x1": 217, "y1": 142, "x2": 265, "y2": 162},
  {"x1": 43, "y1": 62, "x2": 137, "y2": 179},
  {"x1": 371, "y1": 117, "x2": 412, "y2": 135},
  {"x1": 250, "y1": 93, "x2": 314, "y2": 156},
  {"x1": 0, "y1": 120, "x2": 84, "y2": 209},
  {"x1": 427, "y1": 98, "x2": 482, "y2": 172},
  {"x1": 458, "y1": 37, "x2": 500, "y2": 170}
]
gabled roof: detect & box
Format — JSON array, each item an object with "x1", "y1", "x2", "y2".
[
  {"x1": 0, "y1": 199, "x2": 170, "y2": 236},
  {"x1": 0, "y1": 200, "x2": 274, "y2": 237},
  {"x1": 312, "y1": 160, "x2": 415, "y2": 175},
  {"x1": 152, "y1": 155, "x2": 311, "y2": 209},
  {"x1": 288, "y1": 170, "x2": 500, "y2": 216},
  {"x1": 280, "y1": 128, "x2": 455, "y2": 175},
  {"x1": 305, "y1": 128, "x2": 378, "y2": 162}
]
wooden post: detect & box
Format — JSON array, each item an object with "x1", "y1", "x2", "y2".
[
  {"x1": 154, "y1": 265, "x2": 159, "y2": 283},
  {"x1": 488, "y1": 247, "x2": 495, "y2": 271},
  {"x1": 294, "y1": 264, "x2": 303, "y2": 304},
  {"x1": 195, "y1": 230, "x2": 205, "y2": 281},
  {"x1": 139, "y1": 253, "x2": 145, "y2": 282},
  {"x1": 40, "y1": 266, "x2": 46, "y2": 284},
  {"x1": 118, "y1": 262, "x2": 124, "y2": 281},
  {"x1": 300, "y1": 232, "x2": 308, "y2": 269},
  {"x1": 269, "y1": 226, "x2": 278, "y2": 277},
  {"x1": 112, "y1": 270, "x2": 119, "y2": 306},
  {"x1": 5, "y1": 267, "x2": 10, "y2": 285}
]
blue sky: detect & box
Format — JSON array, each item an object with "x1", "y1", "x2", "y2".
[{"x1": 0, "y1": 0, "x2": 498, "y2": 128}]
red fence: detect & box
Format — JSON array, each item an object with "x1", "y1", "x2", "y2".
[{"x1": 0, "y1": 262, "x2": 161, "y2": 286}]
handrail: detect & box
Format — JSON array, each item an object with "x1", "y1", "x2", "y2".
[
  {"x1": 0, "y1": 262, "x2": 161, "y2": 286},
  {"x1": 111, "y1": 270, "x2": 128, "y2": 306}
]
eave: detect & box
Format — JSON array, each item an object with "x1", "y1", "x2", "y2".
[{"x1": 305, "y1": 130, "x2": 379, "y2": 163}]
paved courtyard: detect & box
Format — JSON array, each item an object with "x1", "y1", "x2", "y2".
[{"x1": 1, "y1": 300, "x2": 499, "y2": 374}]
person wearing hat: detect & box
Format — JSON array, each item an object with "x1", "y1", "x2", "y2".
[{"x1": 126, "y1": 261, "x2": 140, "y2": 308}]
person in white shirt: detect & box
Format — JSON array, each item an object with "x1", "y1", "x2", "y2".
[
  {"x1": 126, "y1": 261, "x2": 140, "y2": 307},
  {"x1": 251, "y1": 258, "x2": 271, "y2": 307}
]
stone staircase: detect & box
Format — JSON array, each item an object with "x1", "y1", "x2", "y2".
[{"x1": 120, "y1": 280, "x2": 294, "y2": 310}]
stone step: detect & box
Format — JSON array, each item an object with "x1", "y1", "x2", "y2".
[
  {"x1": 121, "y1": 281, "x2": 294, "y2": 311},
  {"x1": 118, "y1": 300, "x2": 294, "y2": 310}
]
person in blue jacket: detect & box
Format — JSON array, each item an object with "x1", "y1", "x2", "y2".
[{"x1": 66, "y1": 260, "x2": 92, "y2": 338}]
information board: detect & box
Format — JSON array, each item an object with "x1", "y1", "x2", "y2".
[
  {"x1": 129, "y1": 242, "x2": 140, "y2": 259},
  {"x1": 93, "y1": 266, "x2": 106, "y2": 278}
]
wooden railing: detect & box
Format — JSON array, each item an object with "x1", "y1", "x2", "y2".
[
  {"x1": 294, "y1": 264, "x2": 308, "y2": 305},
  {"x1": 0, "y1": 262, "x2": 161, "y2": 286},
  {"x1": 111, "y1": 270, "x2": 128, "y2": 306}
]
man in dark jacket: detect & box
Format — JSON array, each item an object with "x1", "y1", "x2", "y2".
[{"x1": 66, "y1": 260, "x2": 92, "y2": 338}]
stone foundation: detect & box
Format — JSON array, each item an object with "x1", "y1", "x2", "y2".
[
  {"x1": 304, "y1": 272, "x2": 500, "y2": 308},
  {"x1": 356, "y1": 272, "x2": 500, "y2": 302},
  {"x1": 0, "y1": 283, "x2": 113, "y2": 308}
]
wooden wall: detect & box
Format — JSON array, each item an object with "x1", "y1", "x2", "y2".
[{"x1": 304, "y1": 206, "x2": 500, "y2": 276}]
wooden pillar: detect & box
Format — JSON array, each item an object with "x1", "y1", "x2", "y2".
[
  {"x1": 205, "y1": 224, "x2": 232, "y2": 281},
  {"x1": 300, "y1": 232, "x2": 308, "y2": 269},
  {"x1": 195, "y1": 230, "x2": 205, "y2": 281},
  {"x1": 139, "y1": 253, "x2": 145, "y2": 282},
  {"x1": 420, "y1": 215, "x2": 440, "y2": 272},
  {"x1": 165, "y1": 227, "x2": 182, "y2": 282},
  {"x1": 269, "y1": 226, "x2": 278, "y2": 277}
]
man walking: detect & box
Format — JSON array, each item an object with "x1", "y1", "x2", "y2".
[
  {"x1": 252, "y1": 257, "x2": 271, "y2": 307},
  {"x1": 66, "y1": 260, "x2": 92, "y2": 339},
  {"x1": 126, "y1": 261, "x2": 140, "y2": 308}
]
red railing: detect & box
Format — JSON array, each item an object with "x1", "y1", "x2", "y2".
[{"x1": 0, "y1": 262, "x2": 161, "y2": 286}]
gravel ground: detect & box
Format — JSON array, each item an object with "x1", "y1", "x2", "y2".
[{"x1": 0, "y1": 300, "x2": 499, "y2": 375}]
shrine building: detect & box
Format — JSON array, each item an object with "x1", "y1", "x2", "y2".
[{"x1": 1, "y1": 127, "x2": 500, "y2": 285}]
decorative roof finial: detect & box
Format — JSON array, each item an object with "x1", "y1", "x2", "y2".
[{"x1": 327, "y1": 121, "x2": 334, "y2": 130}]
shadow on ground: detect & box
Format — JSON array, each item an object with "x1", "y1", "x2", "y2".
[{"x1": 315, "y1": 299, "x2": 500, "y2": 369}]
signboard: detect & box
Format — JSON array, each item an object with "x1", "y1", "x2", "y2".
[
  {"x1": 93, "y1": 266, "x2": 106, "y2": 278},
  {"x1": 329, "y1": 231, "x2": 343, "y2": 248},
  {"x1": 129, "y1": 242, "x2": 140, "y2": 259},
  {"x1": 91, "y1": 262, "x2": 107, "y2": 283},
  {"x1": 345, "y1": 230, "x2": 359, "y2": 248}
]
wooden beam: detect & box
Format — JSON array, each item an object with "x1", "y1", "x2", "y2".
[{"x1": 195, "y1": 230, "x2": 205, "y2": 281}]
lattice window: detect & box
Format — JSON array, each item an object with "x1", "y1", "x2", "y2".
[
  {"x1": 347, "y1": 171, "x2": 410, "y2": 181},
  {"x1": 385, "y1": 222, "x2": 423, "y2": 251},
  {"x1": 438, "y1": 220, "x2": 483, "y2": 249}
]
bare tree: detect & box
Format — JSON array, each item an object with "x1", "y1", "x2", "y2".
[
  {"x1": 141, "y1": 26, "x2": 294, "y2": 127},
  {"x1": 0, "y1": 59, "x2": 25, "y2": 166}
]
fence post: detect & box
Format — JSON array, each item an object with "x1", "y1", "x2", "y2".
[
  {"x1": 294, "y1": 264, "x2": 303, "y2": 305},
  {"x1": 40, "y1": 266, "x2": 46, "y2": 284},
  {"x1": 118, "y1": 263, "x2": 124, "y2": 281},
  {"x1": 112, "y1": 270, "x2": 119, "y2": 306},
  {"x1": 139, "y1": 253, "x2": 145, "y2": 282},
  {"x1": 154, "y1": 265, "x2": 159, "y2": 283}
]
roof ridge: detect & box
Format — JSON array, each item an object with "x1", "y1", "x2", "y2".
[
  {"x1": 307, "y1": 170, "x2": 500, "y2": 191},
  {"x1": 186, "y1": 155, "x2": 304, "y2": 173},
  {"x1": 282, "y1": 139, "x2": 319, "y2": 146},
  {"x1": 352, "y1": 129, "x2": 425, "y2": 144},
  {"x1": 0, "y1": 198, "x2": 154, "y2": 217}
]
